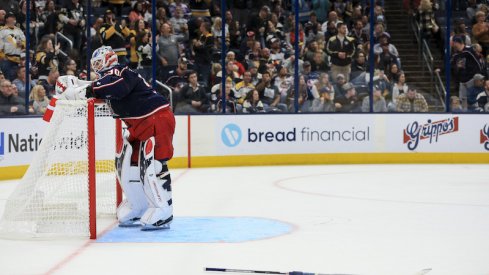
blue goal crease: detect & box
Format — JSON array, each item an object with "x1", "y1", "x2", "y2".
[{"x1": 96, "y1": 217, "x2": 293, "y2": 243}]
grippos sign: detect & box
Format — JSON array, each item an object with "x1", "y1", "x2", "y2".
[{"x1": 217, "y1": 115, "x2": 375, "y2": 155}]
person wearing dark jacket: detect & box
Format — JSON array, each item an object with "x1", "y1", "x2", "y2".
[
  {"x1": 451, "y1": 35, "x2": 485, "y2": 110},
  {"x1": 192, "y1": 21, "x2": 214, "y2": 84},
  {"x1": 0, "y1": 79, "x2": 26, "y2": 115},
  {"x1": 175, "y1": 71, "x2": 208, "y2": 114},
  {"x1": 326, "y1": 22, "x2": 356, "y2": 82}
]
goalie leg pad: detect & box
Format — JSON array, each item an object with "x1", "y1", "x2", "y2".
[
  {"x1": 139, "y1": 137, "x2": 173, "y2": 229},
  {"x1": 115, "y1": 131, "x2": 148, "y2": 226}
]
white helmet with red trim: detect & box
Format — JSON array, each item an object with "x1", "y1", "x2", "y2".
[{"x1": 90, "y1": 46, "x2": 118, "y2": 73}]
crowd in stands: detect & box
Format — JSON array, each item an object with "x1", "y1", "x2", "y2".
[
  {"x1": 411, "y1": 0, "x2": 489, "y2": 112},
  {"x1": 1, "y1": 0, "x2": 487, "y2": 116}
]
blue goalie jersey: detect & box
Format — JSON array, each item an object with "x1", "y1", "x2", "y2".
[{"x1": 92, "y1": 65, "x2": 170, "y2": 118}]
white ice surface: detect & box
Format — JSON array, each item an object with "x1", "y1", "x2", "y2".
[{"x1": 1, "y1": 164, "x2": 489, "y2": 275}]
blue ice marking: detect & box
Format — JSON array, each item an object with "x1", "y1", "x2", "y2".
[{"x1": 96, "y1": 217, "x2": 292, "y2": 243}]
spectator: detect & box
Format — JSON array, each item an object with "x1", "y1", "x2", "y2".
[
  {"x1": 17, "y1": 0, "x2": 41, "y2": 47},
  {"x1": 192, "y1": 20, "x2": 214, "y2": 84},
  {"x1": 310, "y1": 86, "x2": 335, "y2": 112},
  {"x1": 235, "y1": 71, "x2": 255, "y2": 105},
  {"x1": 242, "y1": 89, "x2": 266, "y2": 113},
  {"x1": 396, "y1": 86, "x2": 428, "y2": 112},
  {"x1": 99, "y1": 10, "x2": 131, "y2": 64},
  {"x1": 0, "y1": 79, "x2": 26, "y2": 115},
  {"x1": 29, "y1": 84, "x2": 48, "y2": 114},
  {"x1": 310, "y1": 51, "x2": 329, "y2": 73},
  {"x1": 472, "y1": 11, "x2": 489, "y2": 57},
  {"x1": 327, "y1": 22, "x2": 356, "y2": 82},
  {"x1": 476, "y1": 80, "x2": 489, "y2": 112},
  {"x1": 211, "y1": 16, "x2": 228, "y2": 46},
  {"x1": 0, "y1": 12, "x2": 26, "y2": 81},
  {"x1": 321, "y1": 11, "x2": 343, "y2": 34},
  {"x1": 324, "y1": 20, "x2": 338, "y2": 42},
  {"x1": 128, "y1": 2, "x2": 145, "y2": 23},
  {"x1": 417, "y1": 0, "x2": 439, "y2": 40},
  {"x1": 451, "y1": 35, "x2": 484, "y2": 110},
  {"x1": 305, "y1": 12, "x2": 322, "y2": 39},
  {"x1": 286, "y1": 75, "x2": 309, "y2": 112},
  {"x1": 349, "y1": 19, "x2": 369, "y2": 49},
  {"x1": 213, "y1": 79, "x2": 237, "y2": 113},
  {"x1": 450, "y1": 19, "x2": 471, "y2": 48},
  {"x1": 170, "y1": 6, "x2": 189, "y2": 35},
  {"x1": 225, "y1": 10, "x2": 241, "y2": 50},
  {"x1": 59, "y1": 0, "x2": 85, "y2": 52},
  {"x1": 0, "y1": 10, "x2": 6, "y2": 27},
  {"x1": 90, "y1": 17, "x2": 105, "y2": 50},
  {"x1": 136, "y1": 31, "x2": 153, "y2": 80},
  {"x1": 466, "y1": 0, "x2": 479, "y2": 23},
  {"x1": 62, "y1": 58, "x2": 79, "y2": 76},
  {"x1": 40, "y1": 0, "x2": 58, "y2": 36},
  {"x1": 256, "y1": 70, "x2": 282, "y2": 112},
  {"x1": 157, "y1": 22, "x2": 189, "y2": 79},
  {"x1": 226, "y1": 51, "x2": 245, "y2": 75},
  {"x1": 37, "y1": 67, "x2": 58, "y2": 98},
  {"x1": 166, "y1": 57, "x2": 190, "y2": 108},
  {"x1": 389, "y1": 71, "x2": 408, "y2": 111},
  {"x1": 12, "y1": 66, "x2": 34, "y2": 99},
  {"x1": 450, "y1": 96, "x2": 463, "y2": 112},
  {"x1": 387, "y1": 63, "x2": 401, "y2": 83},
  {"x1": 176, "y1": 70, "x2": 208, "y2": 114},
  {"x1": 35, "y1": 35, "x2": 61, "y2": 78},
  {"x1": 335, "y1": 82, "x2": 361, "y2": 112},
  {"x1": 273, "y1": 65, "x2": 292, "y2": 112},
  {"x1": 373, "y1": 69, "x2": 391, "y2": 100},
  {"x1": 374, "y1": 32, "x2": 400, "y2": 71},
  {"x1": 350, "y1": 51, "x2": 368, "y2": 85},
  {"x1": 127, "y1": 19, "x2": 148, "y2": 69},
  {"x1": 247, "y1": 6, "x2": 269, "y2": 37},
  {"x1": 315, "y1": 72, "x2": 334, "y2": 100},
  {"x1": 269, "y1": 37, "x2": 286, "y2": 65},
  {"x1": 155, "y1": 7, "x2": 170, "y2": 28},
  {"x1": 362, "y1": 85, "x2": 388, "y2": 112},
  {"x1": 467, "y1": 73, "x2": 485, "y2": 111},
  {"x1": 333, "y1": 73, "x2": 348, "y2": 98}
]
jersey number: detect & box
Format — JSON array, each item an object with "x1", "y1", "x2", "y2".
[{"x1": 107, "y1": 68, "x2": 122, "y2": 76}]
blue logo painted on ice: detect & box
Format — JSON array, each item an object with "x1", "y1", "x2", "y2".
[{"x1": 221, "y1": 124, "x2": 242, "y2": 147}]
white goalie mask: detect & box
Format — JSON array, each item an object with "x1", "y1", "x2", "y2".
[{"x1": 91, "y1": 46, "x2": 119, "y2": 73}]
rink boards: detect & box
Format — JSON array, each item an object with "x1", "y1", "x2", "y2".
[{"x1": 1, "y1": 114, "x2": 489, "y2": 179}]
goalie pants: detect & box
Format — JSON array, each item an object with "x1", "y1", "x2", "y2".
[{"x1": 123, "y1": 106, "x2": 176, "y2": 163}]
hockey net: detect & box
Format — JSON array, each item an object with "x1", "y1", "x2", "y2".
[{"x1": 0, "y1": 99, "x2": 121, "y2": 239}]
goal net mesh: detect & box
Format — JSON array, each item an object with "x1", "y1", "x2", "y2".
[{"x1": 0, "y1": 100, "x2": 117, "y2": 238}]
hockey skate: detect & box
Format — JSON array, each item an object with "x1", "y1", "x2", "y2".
[{"x1": 140, "y1": 210, "x2": 173, "y2": 231}]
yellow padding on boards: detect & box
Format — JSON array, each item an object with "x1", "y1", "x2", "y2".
[
  {"x1": 1, "y1": 154, "x2": 488, "y2": 180},
  {"x1": 190, "y1": 153, "x2": 489, "y2": 167},
  {"x1": 0, "y1": 157, "x2": 188, "y2": 180}
]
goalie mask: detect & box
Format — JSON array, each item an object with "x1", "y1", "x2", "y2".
[{"x1": 91, "y1": 46, "x2": 118, "y2": 73}]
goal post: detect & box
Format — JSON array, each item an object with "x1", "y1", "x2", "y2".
[{"x1": 0, "y1": 99, "x2": 122, "y2": 239}]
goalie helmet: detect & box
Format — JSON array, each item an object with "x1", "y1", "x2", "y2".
[
  {"x1": 90, "y1": 46, "x2": 118, "y2": 73},
  {"x1": 55, "y1": 75, "x2": 79, "y2": 95}
]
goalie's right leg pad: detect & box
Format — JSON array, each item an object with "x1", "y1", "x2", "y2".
[
  {"x1": 138, "y1": 137, "x2": 173, "y2": 230},
  {"x1": 115, "y1": 130, "x2": 148, "y2": 226}
]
